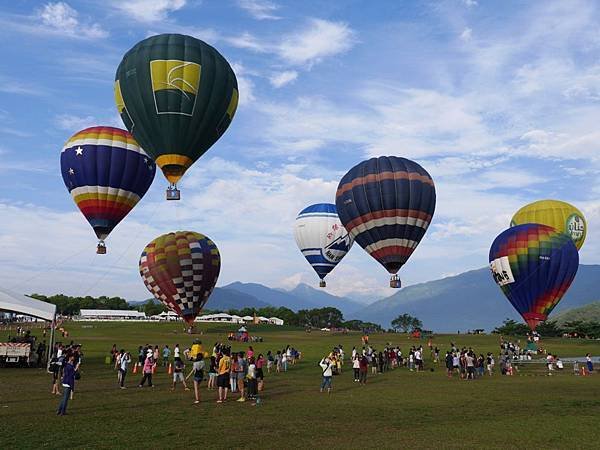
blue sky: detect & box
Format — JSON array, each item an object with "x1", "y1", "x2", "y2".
[{"x1": 0, "y1": 0, "x2": 599, "y2": 302}]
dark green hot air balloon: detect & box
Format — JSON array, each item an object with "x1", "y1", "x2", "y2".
[{"x1": 115, "y1": 34, "x2": 239, "y2": 199}]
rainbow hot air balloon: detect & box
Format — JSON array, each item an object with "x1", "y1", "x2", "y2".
[
  {"x1": 335, "y1": 156, "x2": 436, "y2": 288},
  {"x1": 139, "y1": 231, "x2": 220, "y2": 324},
  {"x1": 60, "y1": 126, "x2": 155, "y2": 254},
  {"x1": 115, "y1": 34, "x2": 239, "y2": 200},
  {"x1": 489, "y1": 224, "x2": 579, "y2": 331},
  {"x1": 293, "y1": 203, "x2": 353, "y2": 288},
  {"x1": 511, "y1": 200, "x2": 587, "y2": 250}
]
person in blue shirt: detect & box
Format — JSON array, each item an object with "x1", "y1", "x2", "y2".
[
  {"x1": 162, "y1": 345, "x2": 171, "y2": 367},
  {"x1": 57, "y1": 354, "x2": 75, "y2": 415}
]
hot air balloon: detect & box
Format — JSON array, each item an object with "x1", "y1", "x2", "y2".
[
  {"x1": 511, "y1": 200, "x2": 587, "y2": 250},
  {"x1": 115, "y1": 33, "x2": 238, "y2": 200},
  {"x1": 60, "y1": 126, "x2": 155, "y2": 254},
  {"x1": 489, "y1": 223, "x2": 579, "y2": 331},
  {"x1": 139, "y1": 231, "x2": 220, "y2": 324},
  {"x1": 293, "y1": 203, "x2": 353, "y2": 288},
  {"x1": 335, "y1": 156, "x2": 436, "y2": 288}
]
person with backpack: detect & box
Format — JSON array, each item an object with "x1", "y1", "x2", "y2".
[
  {"x1": 48, "y1": 355, "x2": 62, "y2": 395},
  {"x1": 186, "y1": 354, "x2": 205, "y2": 404},
  {"x1": 319, "y1": 356, "x2": 333, "y2": 394}
]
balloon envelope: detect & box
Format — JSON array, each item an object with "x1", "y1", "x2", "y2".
[
  {"x1": 60, "y1": 126, "x2": 155, "y2": 244},
  {"x1": 115, "y1": 34, "x2": 238, "y2": 186},
  {"x1": 489, "y1": 223, "x2": 579, "y2": 330},
  {"x1": 511, "y1": 199, "x2": 587, "y2": 250},
  {"x1": 335, "y1": 156, "x2": 436, "y2": 282},
  {"x1": 293, "y1": 203, "x2": 353, "y2": 284},
  {"x1": 139, "y1": 231, "x2": 220, "y2": 324}
]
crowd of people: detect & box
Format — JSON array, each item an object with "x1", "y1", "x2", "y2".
[{"x1": 108, "y1": 340, "x2": 302, "y2": 406}]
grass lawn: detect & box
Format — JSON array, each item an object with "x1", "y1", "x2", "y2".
[{"x1": 1, "y1": 321, "x2": 600, "y2": 449}]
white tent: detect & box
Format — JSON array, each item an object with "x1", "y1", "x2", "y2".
[
  {"x1": 0, "y1": 288, "x2": 56, "y2": 322},
  {"x1": 0, "y1": 288, "x2": 57, "y2": 361}
]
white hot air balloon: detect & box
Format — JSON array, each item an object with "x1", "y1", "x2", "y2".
[{"x1": 293, "y1": 203, "x2": 353, "y2": 287}]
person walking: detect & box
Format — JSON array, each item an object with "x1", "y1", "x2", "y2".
[
  {"x1": 319, "y1": 356, "x2": 333, "y2": 393},
  {"x1": 186, "y1": 355, "x2": 205, "y2": 404},
  {"x1": 139, "y1": 351, "x2": 155, "y2": 388},
  {"x1": 56, "y1": 354, "x2": 75, "y2": 416},
  {"x1": 162, "y1": 345, "x2": 171, "y2": 367},
  {"x1": 118, "y1": 350, "x2": 131, "y2": 389},
  {"x1": 586, "y1": 353, "x2": 594, "y2": 373},
  {"x1": 445, "y1": 351, "x2": 453, "y2": 378}
]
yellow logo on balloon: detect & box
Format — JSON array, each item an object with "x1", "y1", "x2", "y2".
[{"x1": 150, "y1": 60, "x2": 201, "y2": 116}]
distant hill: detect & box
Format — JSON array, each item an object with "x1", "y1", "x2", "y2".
[
  {"x1": 349, "y1": 264, "x2": 600, "y2": 333},
  {"x1": 551, "y1": 301, "x2": 600, "y2": 325},
  {"x1": 223, "y1": 282, "x2": 312, "y2": 310},
  {"x1": 288, "y1": 283, "x2": 363, "y2": 315}
]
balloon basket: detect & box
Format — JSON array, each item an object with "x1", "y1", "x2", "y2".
[
  {"x1": 166, "y1": 186, "x2": 180, "y2": 201},
  {"x1": 96, "y1": 242, "x2": 107, "y2": 254},
  {"x1": 389, "y1": 275, "x2": 401, "y2": 289},
  {"x1": 319, "y1": 280, "x2": 326, "y2": 288}
]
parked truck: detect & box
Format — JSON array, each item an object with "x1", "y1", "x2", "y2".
[{"x1": 0, "y1": 342, "x2": 33, "y2": 367}]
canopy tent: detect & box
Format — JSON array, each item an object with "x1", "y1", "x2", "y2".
[
  {"x1": 0, "y1": 288, "x2": 56, "y2": 321},
  {"x1": 0, "y1": 288, "x2": 57, "y2": 363}
]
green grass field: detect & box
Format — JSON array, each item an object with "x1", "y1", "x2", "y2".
[{"x1": 1, "y1": 322, "x2": 600, "y2": 449}]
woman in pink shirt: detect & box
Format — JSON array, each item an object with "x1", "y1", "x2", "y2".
[
  {"x1": 247, "y1": 346, "x2": 255, "y2": 359},
  {"x1": 256, "y1": 353, "x2": 265, "y2": 391},
  {"x1": 138, "y1": 352, "x2": 155, "y2": 387}
]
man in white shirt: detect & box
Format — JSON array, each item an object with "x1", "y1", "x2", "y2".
[{"x1": 319, "y1": 357, "x2": 333, "y2": 393}]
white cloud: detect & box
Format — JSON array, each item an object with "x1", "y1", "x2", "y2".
[
  {"x1": 460, "y1": 27, "x2": 472, "y2": 41},
  {"x1": 237, "y1": 0, "x2": 281, "y2": 20},
  {"x1": 269, "y1": 70, "x2": 298, "y2": 88},
  {"x1": 225, "y1": 32, "x2": 268, "y2": 52},
  {"x1": 38, "y1": 2, "x2": 108, "y2": 39},
  {"x1": 113, "y1": 0, "x2": 186, "y2": 23},
  {"x1": 55, "y1": 114, "x2": 99, "y2": 131},
  {"x1": 278, "y1": 19, "x2": 355, "y2": 66},
  {"x1": 462, "y1": 0, "x2": 478, "y2": 6},
  {"x1": 230, "y1": 63, "x2": 256, "y2": 106}
]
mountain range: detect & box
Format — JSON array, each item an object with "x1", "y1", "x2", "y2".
[
  {"x1": 552, "y1": 301, "x2": 600, "y2": 325},
  {"x1": 131, "y1": 264, "x2": 600, "y2": 332}
]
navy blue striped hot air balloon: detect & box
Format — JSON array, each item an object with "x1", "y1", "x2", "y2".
[{"x1": 335, "y1": 156, "x2": 436, "y2": 288}]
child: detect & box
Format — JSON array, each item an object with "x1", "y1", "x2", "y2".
[
  {"x1": 207, "y1": 356, "x2": 217, "y2": 390},
  {"x1": 172, "y1": 358, "x2": 189, "y2": 391}
]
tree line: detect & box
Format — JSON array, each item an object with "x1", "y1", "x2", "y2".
[{"x1": 493, "y1": 318, "x2": 600, "y2": 339}]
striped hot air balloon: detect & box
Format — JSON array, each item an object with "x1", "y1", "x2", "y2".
[
  {"x1": 335, "y1": 156, "x2": 436, "y2": 288},
  {"x1": 139, "y1": 231, "x2": 220, "y2": 324},
  {"x1": 293, "y1": 203, "x2": 353, "y2": 287},
  {"x1": 60, "y1": 126, "x2": 155, "y2": 253},
  {"x1": 489, "y1": 223, "x2": 579, "y2": 330}
]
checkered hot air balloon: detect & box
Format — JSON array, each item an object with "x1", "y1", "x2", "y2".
[
  {"x1": 60, "y1": 126, "x2": 155, "y2": 254},
  {"x1": 489, "y1": 224, "x2": 579, "y2": 331},
  {"x1": 293, "y1": 203, "x2": 353, "y2": 288},
  {"x1": 115, "y1": 34, "x2": 239, "y2": 200},
  {"x1": 335, "y1": 156, "x2": 436, "y2": 288},
  {"x1": 139, "y1": 231, "x2": 221, "y2": 325}
]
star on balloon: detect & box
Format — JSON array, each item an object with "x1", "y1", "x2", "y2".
[
  {"x1": 75, "y1": 146, "x2": 83, "y2": 156},
  {"x1": 68, "y1": 168, "x2": 75, "y2": 175}
]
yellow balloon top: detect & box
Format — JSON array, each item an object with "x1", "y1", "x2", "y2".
[{"x1": 511, "y1": 199, "x2": 587, "y2": 250}]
